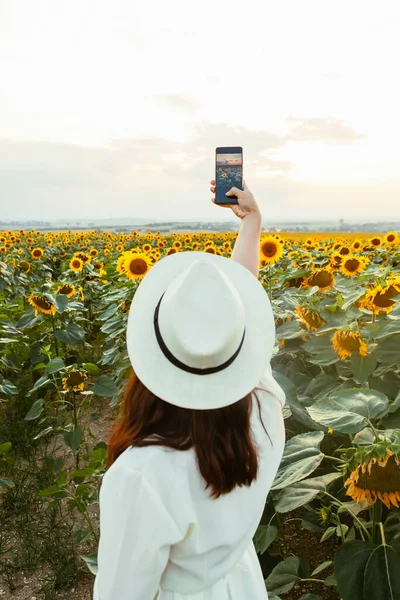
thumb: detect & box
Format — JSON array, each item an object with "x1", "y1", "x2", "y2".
[{"x1": 225, "y1": 187, "x2": 238, "y2": 196}]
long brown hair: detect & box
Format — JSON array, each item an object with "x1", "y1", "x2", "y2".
[{"x1": 106, "y1": 369, "x2": 273, "y2": 499}]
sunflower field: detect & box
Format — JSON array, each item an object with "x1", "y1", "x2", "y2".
[{"x1": 0, "y1": 227, "x2": 400, "y2": 600}]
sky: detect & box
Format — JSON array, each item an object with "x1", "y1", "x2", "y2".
[{"x1": 1, "y1": 0, "x2": 400, "y2": 223}]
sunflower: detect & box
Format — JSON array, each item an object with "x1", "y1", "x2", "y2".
[
  {"x1": 259, "y1": 236, "x2": 284, "y2": 265},
  {"x1": 27, "y1": 294, "x2": 57, "y2": 317},
  {"x1": 295, "y1": 306, "x2": 325, "y2": 330},
  {"x1": 70, "y1": 257, "x2": 84, "y2": 272},
  {"x1": 121, "y1": 252, "x2": 152, "y2": 280},
  {"x1": 340, "y1": 255, "x2": 369, "y2": 277},
  {"x1": 56, "y1": 283, "x2": 76, "y2": 298},
  {"x1": 384, "y1": 231, "x2": 398, "y2": 246},
  {"x1": 303, "y1": 267, "x2": 335, "y2": 291},
  {"x1": 369, "y1": 236, "x2": 382, "y2": 248},
  {"x1": 332, "y1": 329, "x2": 368, "y2": 360},
  {"x1": 318, "y1": 506, "x2": 331, "y2": 524},
  {"x1": 18, "y1": 260, "x2": 30, "y2": 274},
  {"x1": 351, "y1": 239, "x2": 363, "y2": 251},
  {"x1": 74, "y1": 252, "x2": 91, "y2": 263},
  {"x1": 62, "y1": 369, "x2": 88, "y2": 392},
  {"x1": 344, "y1": 445, "x2": 400, "y2": 509},
  {"x1": 338, "y1": 245, "x2": 352, "y2": 256},
  {"x1": 31, "y1": 248, "x2": 44, "y2": 260},
  {"x1": 90, "y1": 248, "x2": 99, "y2": 257},
  {"x1": 358, "y1": 276, "x2": 400, "y2": 315}
]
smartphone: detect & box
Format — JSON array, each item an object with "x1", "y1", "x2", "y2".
[{"x1": 215, "y1": 146, "x2": 243, "y2": 204}]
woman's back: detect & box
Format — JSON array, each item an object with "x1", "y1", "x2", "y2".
[{"x1": 94, "y1": 386, "x2": 285, "y2": 599}]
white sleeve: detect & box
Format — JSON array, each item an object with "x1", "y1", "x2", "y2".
[
  {"x1": 258, "y1": 361, "x2": 286, "y2": 407},
  {"x1": 93, "y1": 464, "x2": 184, "y2": 600}
]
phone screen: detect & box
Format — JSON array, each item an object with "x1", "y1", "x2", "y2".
[{"x1": 215, "y1": 147, "x2": 243, "y2": 204}]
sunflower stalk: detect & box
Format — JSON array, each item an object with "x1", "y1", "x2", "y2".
[
  {"x1": 367, "y1": 419, "x2": 380, "y2": 443},
  {"x1": 371, "y1": 499, "x2": 383, "y2": 544},
  {"x1": 72, "y1": 391, "x2": 80, "y2": 471},
  {"x1": 50, "y1": 312, "x2": 60, "y2": 357},
  {"x1": 320, "y1": 490, "x2": 371, "y2": 541},
  {"x1": 267, "y1": 264, "x2": 272, "y2": 303}
]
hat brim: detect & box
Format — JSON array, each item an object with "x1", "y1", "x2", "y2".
[{"x1": 126, "y1": 251, "x2": 276, "y2": 409}]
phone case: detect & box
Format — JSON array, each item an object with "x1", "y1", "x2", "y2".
[{"x1": 215, "y1": 147, "x2": 243, "y2": 204}]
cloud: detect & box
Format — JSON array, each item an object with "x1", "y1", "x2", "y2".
[
  {"x1": 284, "y1": 117, "x2": 367, "y2": 143},
  {"x1": 1, "y1": 117, "x2": 395, "y2": 223},
  {"x1": 155, "y1": 93, "x2": 203, "y2": 111}
]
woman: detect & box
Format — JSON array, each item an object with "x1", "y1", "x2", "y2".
[{"x1": 93, "y1": 178, "x2": 286, "y2": 600}]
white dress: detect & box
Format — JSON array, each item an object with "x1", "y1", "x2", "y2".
[{"x1": 93, "y1": 363, "x2": 286, "y2": 600}]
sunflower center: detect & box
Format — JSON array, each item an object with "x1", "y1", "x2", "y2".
[
  {"x1": 68, "y1": 372, "x2": 85, "y2": 386},
  {"x1": 344, "y1": 259, "x2": 361, "y2": 272},
  {"x1": 261, "y1": 242, "x2": 278, "y2": 257},
  {"x1": 337, "y1": 332, "x2": 361, "y2": 352},
  {"x1": 128, "y1": 258, "x2": 148, "y2": 275},
  {"x1": 308, "y1": 270, "x2": 333, "y2": 288},
  {"x1": 357, "y1": 455, "x2": 400, "y2": 493},
  {"x1": 33, "y1": 296, "x2": 52, "y2": 310},
  {"x1": 59, "y1": 285, "x2": 73, "y2": 294},
  {"x1": 373, "y1": 288, "x2": 398, "y2": 308},
  {"x1": 72, "y1": 260, "x2": 81, "y2": 268}
]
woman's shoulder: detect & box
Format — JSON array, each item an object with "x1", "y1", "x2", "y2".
[{"x1": 109, "y1": 441, "x2": 190, "y2": 491}]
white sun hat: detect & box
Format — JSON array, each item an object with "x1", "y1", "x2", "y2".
[{"x1": 126, "y1": 251, "x2": 284, "y2": 410}]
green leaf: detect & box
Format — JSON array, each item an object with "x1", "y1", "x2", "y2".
[
  {"x1": 341, "y1": 289, "x2": 366, "y2": 311},
  {"x1": 270, "y1": 371, "x2": 297, "y2": 403},
  {"x1": 350, "y1": 352, "x2": 377, "y2": 385},
  {"x1": 24, "y1": 398, "x2": 45, "y2": 421},
  {"x1": 26, "y1": 375, "x2": 51, "y2": 397},
  {"x1": 275, "y1": 320, "x2": 305, "y2": 339},
  {"x1": 298, "y1": 595, "x2": 322, "y2": 600},
  {"x1": 335, "y1": 540, "x2": 400, "y2": 600},
  {"x1": 306, "y1": 388, "x2": 389, "y2": 434},
  {"x1": 45, "y1": 357, "x2": 65, "y2": 374},
  {"x1": 80, "y1": 553, "x2": 98, "y2": 575},
  {"x1": 0, "y1": 478, "x2": 15, "y2": 489},
  {"x1": 97, "y1": 303, "x2": 119, "y2": 321},
  {"x1": 33, "y1": 426, "x2": 54, "y2": 440},
  {"x1": 308, "y1": 347, "x2": 340, "y2": 366},
  {"x1": 39, "y1": 484, "x2": 60, "y2": 497},
  {"x1": 320, "y1": 527, "x2": 336, "y2": 542},
  {"x1": 265, "y1": 556, "x2": 300, "y2": 596},
  {"x1": 334, "y1": 540, "x2": 376, "y2": 599},
  {"x1": 0, "y1": 379, "x2": 18, "y2": 395},
  {"x1": 301, "y1": 335, "x2": 335, "y2": 354},
  {"x1": 47, "y1": 292, "x2": 69, "y2": 312},
  {"x1": 310, "y1": 560, "x2": 332, "y2": 577},
  {"x1": 273, "y1": 472, "x2": 342, "y2": 513},
  {"x1": 82, "y1": 362, "x2": 101, "y2": 376},
  {"x1": 364, "y1": 543, "x2": 400, "y2": 600},
  {"x1": 16, "y1": 309, "x2": 42, "y2": 329},
  {"x1": 92, "y1": 375, "x2": 119, "y2": 397},
  {"x1": 271, "y1": 431, "x2": 325, "y2": 491},
  {"x1": 64, "y1": 427, "x2": 83, "y2": 453},
  {"x1": 373, "y1": 319, "x2": 400, "y2": 339},
  {"x1": 54, "y1": 322, "x2": 85, "y2": 345},
  {"x1": 0, "y1": 442, "x2": 12, "y2": 454},
  {"x1": 253, "y1": 524, "x2": 278, "y2": 555},
  {"x1": 375, "y1": 334, "x2": 400, "y2": 365}
]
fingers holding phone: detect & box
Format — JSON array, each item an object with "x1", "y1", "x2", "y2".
[{"x1": 210, "y1": 177, "x2": 261, "y2": 221}]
